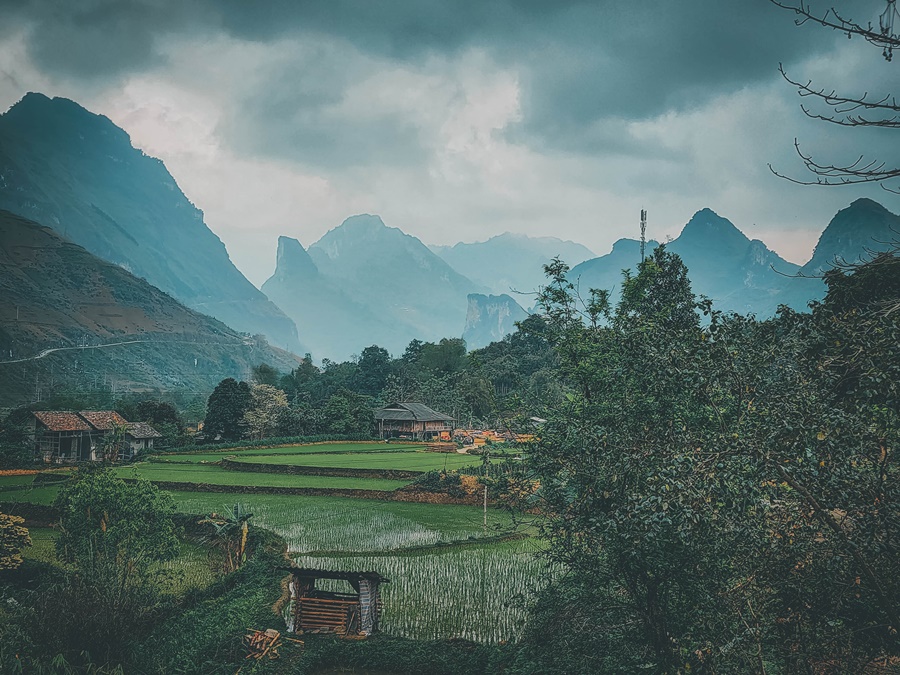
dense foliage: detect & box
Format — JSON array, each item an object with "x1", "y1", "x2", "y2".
[
  {"x1": 46, "y1": 466, "x2": 179, "y2": 663},
  {"x1": 524, "y1": 247, "x2": 900, "y2": 673},
  {"x1": 0, "y1": 511, "x2": 31, "y2": 570}
]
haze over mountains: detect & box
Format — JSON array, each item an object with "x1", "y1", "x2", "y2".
[
  {"x1": 431, "y1": 233, "x2": 595, "y2": 297},
  {"x1": 0, "y1": 93, "x2": 301, "y2": 352},
  {"x1": 1, "y1": 92, "x2": 899, "y2": 381},
  {"x1": 570, "y1": 200, "x2": 899, "y2": 317}
]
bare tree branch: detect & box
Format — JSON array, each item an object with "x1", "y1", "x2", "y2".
[{"x1": 770, "y1": 0, "x2": 900, "y2": 60}]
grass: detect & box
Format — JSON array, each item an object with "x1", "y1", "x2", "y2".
[
  {"x1": 232, "y1": 450, "x2": 490, "y2": 472},
  {"x1": 112, "y1": 462, "x2": 413, "y2": 491},
  {"x1": 153, "y1": 442, "x2": 425, "y2": 463},
  {"x1": 0, "y1": 474, "x2": 39, "y2": 488},
  {"x1": 1, "y1": 455, "x2": 548, "y2": 645},
  {"x1": 169, "y1": 491, "x2": 525, "y2": 553},
  {"x1": 21, "y1": 526, "x2": 57, "y2": 564},
  {"x1": 297, "y1": 538, "x2": 553, "y2": 643},
  {"x1": 0, "y1": 486, "x2": 60, "y2": 505}
]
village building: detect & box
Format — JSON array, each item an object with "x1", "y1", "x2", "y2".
[
  {"x1": 31, "y1": 411, "x2": 93, "y2": 462},
  {"x1": 30, "y1": 410, "x2": 159, "y2": 463},
  {"x1": 124, "y1": 422, "x2": 163, "y2": 460},
  {"x1": 284, "y1": 567, "x2": 388, "y2": 637},
  {"x1": 374, "y1": 402, "x2": 455, "y2": 440}
]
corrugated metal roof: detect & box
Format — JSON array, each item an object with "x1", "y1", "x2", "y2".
[
  {"x1": 126, "y1": 421, "x2": 162, "y2": 439},
  {"x1": 375, "y1": 402, "x2": 454, "y2": 422},
  {"x1": 78, "y1": 410, "x2": 128, "y2": 431},
  {"x1": 33, "y1": 411, "x2": 92, "y2": 432}
]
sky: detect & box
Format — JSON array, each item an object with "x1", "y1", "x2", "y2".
[{"x1": 1, "y1": 0, "x2": 898, "y2": 286}]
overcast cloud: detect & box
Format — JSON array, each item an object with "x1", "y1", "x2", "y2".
[{"x1": 0, "y1": 0, "x2": 897, "y2": 285}]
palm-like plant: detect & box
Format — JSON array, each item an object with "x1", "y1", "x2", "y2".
[{"x1": 198, "y1": 503, "x2": 253, "y2": 573}]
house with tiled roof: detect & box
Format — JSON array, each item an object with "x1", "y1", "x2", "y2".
[
  {"x1": 30, "y1": 410, "x2": 160, "y2": 463},
  {"x1": 32, "y1": 411, "x2": 93, "y2": 462},
  {"x1": 374, "y1": 402, "x2": 455, "y2": 440},
  {"x1": 125, "y1": 421, "x2": 162, "y2": 457}
]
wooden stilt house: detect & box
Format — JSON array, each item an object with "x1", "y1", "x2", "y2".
[
  {"x1": 375, "y1": 402, "x2": 455, "y2": 440},
  {"x1": 284, "y1": 567, "x2": 388, "y2": 637}
]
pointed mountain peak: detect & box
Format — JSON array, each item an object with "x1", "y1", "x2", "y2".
[
  {"x1": 267, "y1": 236, "x2": 319, "y2": 286},
  {"x1": 673, "y1": 208, "x2": 750, "y2": 257},
  {"x1": 680, "y1": 208, "x2": 745, "y2": 238},
  {"x1": 804, "y1": 198, "x2": 900, "y2": 274}
]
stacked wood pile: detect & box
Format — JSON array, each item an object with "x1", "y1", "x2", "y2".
[
  {"x1": 242, "y1": 628, "x2": 302, "y2": 660},
  {"x1": 297, "y1": 596, "x2": 358, "y2": 634}
]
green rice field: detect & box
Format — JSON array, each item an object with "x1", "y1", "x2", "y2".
[
  {"x1": 232, "y1": 450, "x2": 489, "y2": 472},
  {"x1": 0, "y1": 485, "x2": 60, "y2": 505},
  {"x1": 112, "y1": 463, "x2": 413, "y2": 491},
  {"x1": 152, "y1": 442, "x2": 424, "y2": 463},
  {"x1": 2, "y1": 448, "x2": 550, "y2": 644},
  {"x1": 297, "y1": 538, "x2": 552, "y2": 643},
  {"x1": 170, "y1": 491, "x2": 523, "y2": 553},
  {"x1": 0, "y1": 474, "x2": 40, "y2": 489}
]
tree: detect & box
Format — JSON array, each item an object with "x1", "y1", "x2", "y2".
[
  {"x1": 356, "y1": 345, "x2": 393, "y2": 395},
  {"x1": 323, "y1": 390, "x2": 375, "y2": 435},
  {"x1": 526, "y1": 247, "x2": 900, "y2": 672},
  {"x1": 242, "y1": 384, "x2": 289, "y2": 440},
  {"x1": 770, "y1": 0, "x2": 900, "y2": 190},
  {"x1": 251, "y1": 362, "x2": 281, "y2": 387},
  {"x1": 204, "y1": 378, "x2": 252, "y2": 440},
  {"x1": 0, "y1": 511, "x2": 31, "y2": 570},
  {"x1": 49, "y1": 466, "x2": 179, "y2": 662}
]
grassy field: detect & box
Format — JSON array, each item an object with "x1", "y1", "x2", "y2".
[
  {"x1": 0, "y1": 474, "x2": 41, "y2": 488},
  {"x1": 170, "y1": 491, "x2": 524, "y2": 553},
  {"x1": 0, "y1": 485, "x2": 60, "y2": 505},
  {"x1": 2, "y1": 452, "x2": 549, "y2": 645},
  {"x1": 297, "y1": 538, "x2": 552, "y2": 643},
  {"x1": 112, "y1": 462, "x2": 413, "y2": 491},
  {"x1": 231, "y1": 450, "x2": 490, "y2": 472},
  {"x1": 153, "y1": 442, "x2": 424, "y2": 463}
]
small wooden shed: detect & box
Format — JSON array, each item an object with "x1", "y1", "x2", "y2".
[{"x1": 284, "y1": 567, "x2": 389, "y2": 637}]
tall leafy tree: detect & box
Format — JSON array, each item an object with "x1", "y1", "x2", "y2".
[
  {"x1": 526, "y1": 247, "x2": 900, "y2": 673},
  {"x1": 204, "y1": 378, "x2": 252, "y2": 440}
]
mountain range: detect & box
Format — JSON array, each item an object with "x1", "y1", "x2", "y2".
[
  {"x1": 0, "y1": 93, "x2": 301, "y2": 352},
  {"x1": 1, "y1": 91, "x2": 899, "y2": 385},
  {"x1": 0, "y1": 209, "x2": 299, "y2": 407},
  {"x1": 569, "y1": 200, "x2": 899, "y2": 316}
]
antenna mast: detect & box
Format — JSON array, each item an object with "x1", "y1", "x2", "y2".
[{"x1": 640, "y1": 209, "x2": 647, "y2": 262}]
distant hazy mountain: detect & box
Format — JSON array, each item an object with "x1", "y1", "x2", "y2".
[
  {"x1": 0, "y1": 210, "x2": 299, "y2": 407},
  {"x1": 779, "y1": 198, "x2": 900, "y2": 310},
  {"x1": 567, "y1": 237, "x2": 661, "y2": 305},
  {"x1": 262, "y1": 236, "x2": 408, "y2": 360},
  {"x1": 667, "y1": 209, "x2": 800, "y2": 316},
  {"x1": 0, "y1": 93, "x2": 301, "y2": 352},
  {"x1": 431, "y1": 232, "x2": 595, "y2": 296},
  {"x1": 571, "y1": 208, "x2": 799, "y2": 317},
  {"x1": 304, "y1": 214, "x2": 482, "y2": 354},
  {"x1": 463, "y1": 294, "x2": 529, "y2": 350}
]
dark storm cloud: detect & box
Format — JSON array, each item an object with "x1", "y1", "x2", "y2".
[
  {"x1": 0, "y1": 0, "x2": 206, "y2": 80},
  {"x1": 0, "y1": 0, "x2": 881, "y2": 163}
]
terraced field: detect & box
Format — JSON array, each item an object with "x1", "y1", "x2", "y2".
[
  {"x1": 170, "y1": 491, "x2": 520, "y2": 553},
  {"x1": 153, "y1": 442, "x2": 424, "y2": 463},
  {"x1": 2, "y1": 441, "x2": 549, "y2": 643},
  {"x1": 112, "y1": 463, "x2": 413, "y2": 490},
  {"x1": 231, "y1": 450, "x2": 490, "y2": 472}
]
